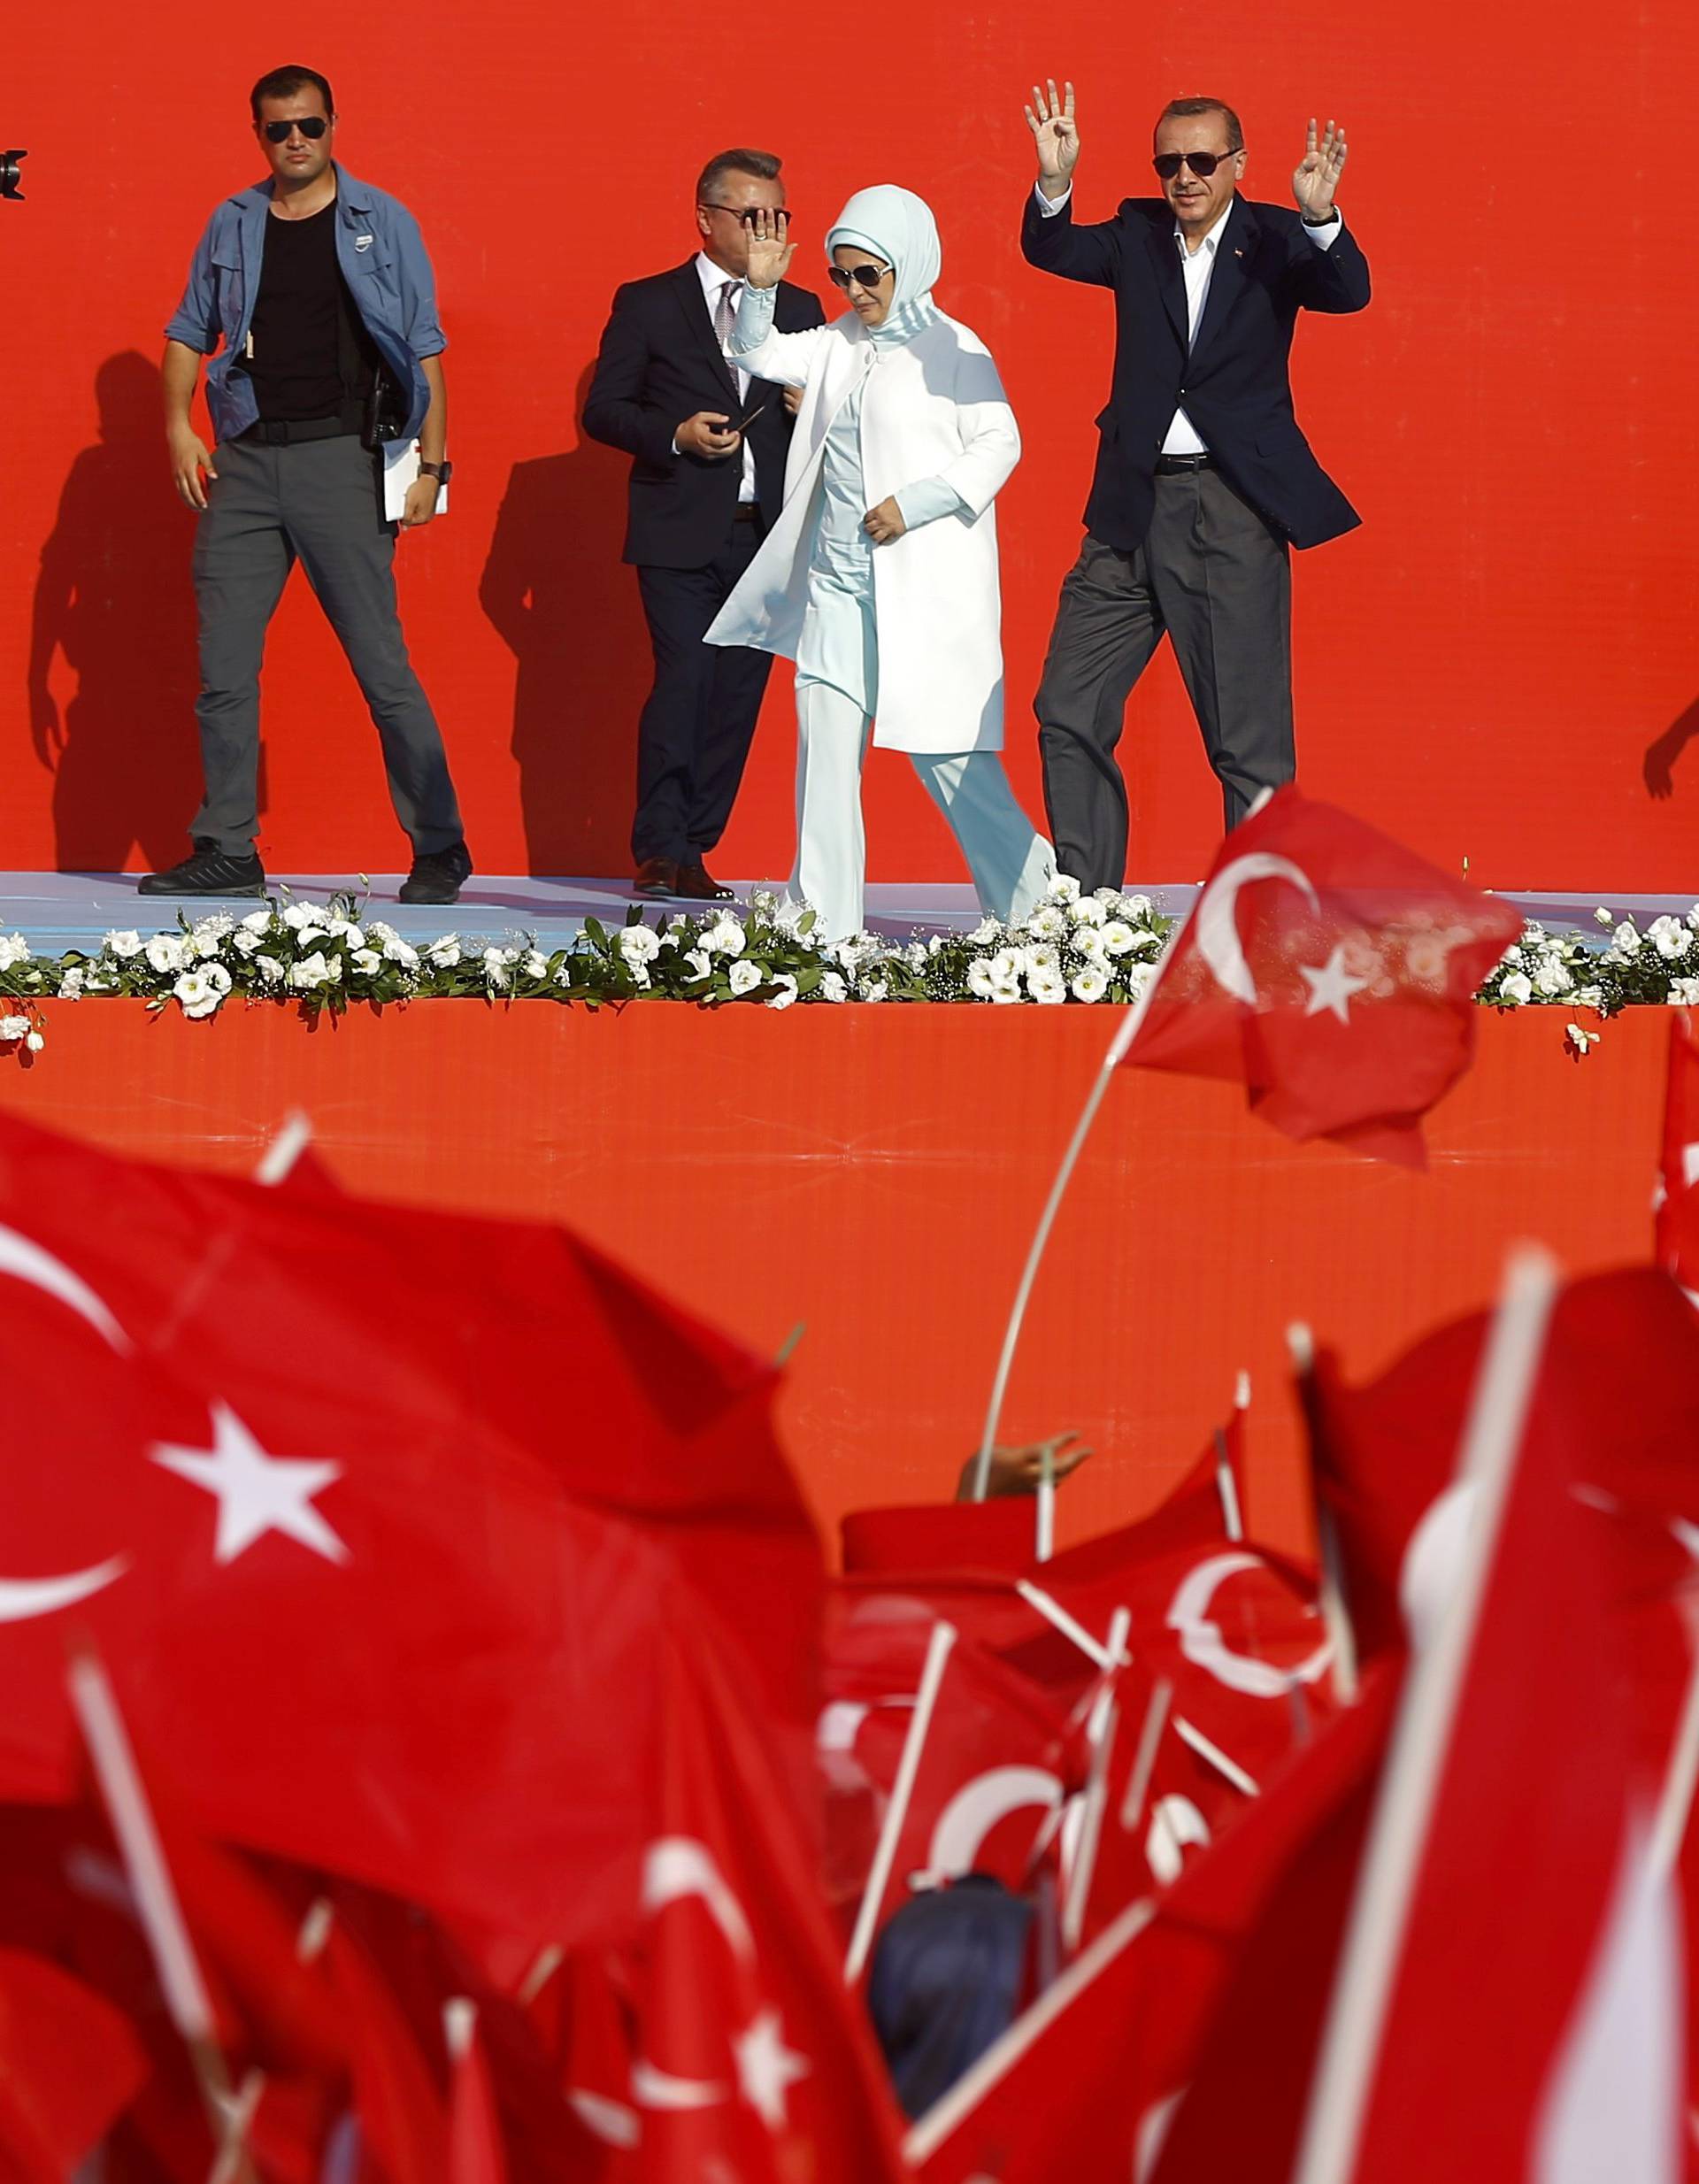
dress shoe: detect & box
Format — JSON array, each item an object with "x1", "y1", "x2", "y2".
[
  {"x1": 675, "y1": 860, "x2": 735, "y2": 902},
  {"x1": 399, "y1": 840, "x2": 473, "y2": 906},
  {"x1": 137, "y1": 840, "x2": 266, "y2": 896},
  {"x1": 634, "y1": 856, "x2": 681, "y2": 897}
]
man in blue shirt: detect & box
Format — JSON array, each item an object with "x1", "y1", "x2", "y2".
[{"x1": 142, "y1": 64, "x2": 473, "y2": 904}]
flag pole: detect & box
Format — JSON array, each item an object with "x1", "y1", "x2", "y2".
[
  {"x1": 255, "y1": 1109, "x2": 314, "y2": 1186},
  {"x1": 971, "y1": 979, "x2": 1161, "y2": 1500},
  {"x1": 844, "y1": 1619, "x2": 957, "y2": 1983},
  {"x1": 67, "y1": 1648, "x2": 258, "y2": 2182},
  {"x1": 1649, "y1": 1593, "x2": 1699, "y2": 1881},
  {"x1": 1290, "y1": 1245, "x2": 1559, "y2": 2184}
]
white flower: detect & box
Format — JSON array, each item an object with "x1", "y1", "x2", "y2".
[
  {"x1": 728, "y1": 958, "x2": 763, "y2": 995},
  {"x1": 381, "y1": 932, "x2": 420, "y2": 970},
  {"x1": 618, "y1": 925, "x2": 662, "y2": 970},
  {"x1": 1650, "y1": 916, "x2": 1694, "y2": 961},
  {"x1": 1069, "y1": 896, "x2": 1107, "y2": 927},
  {"x1": 1688, "y1": 904, "x2": 1699, "y2": 933},
  {"x1": 1122, "y1": 894, "x2": 1153, "y2": 919},
  {"x1": 1028, "y1": 965, "x2": 1067, "y2": 1004},
  {"x1": 682, "y1": 948, "x2": 713, "y2": 981},
  {"x1": 288, "y1": 951, "x2": 334, "y2": 990},
  {"x1": 0, "y1": 935, "x2": 29, "y2": 973},
  {"x1": 173, "y1": 965, "x2": 230, "y2": 1019},
  {"x1": 104, "y1": 929, "x2": 144, "y2": 958},
  {"x1": 24, "y1": 1032, "x2": 43, "y2": 1053},
  {"x1": 481, "y1": 946, "x2": 511, "y2": 987},
  {"x1": 1499, "y1": 971, "x2": 1534, "y2": 1005},
  {"x1": 819, "y1": 972, "x2": 850, "y2": 1003},
  {"x1": 830, "y1": 935, "x2": 869, "y2": 973},
  {"x1": 1024, "y1": 904, "x2": 1067, "y2": 942},
  {"x1": 58, "y1": 968, "x2": 85, "y2": 1000},
  {"x1": 967, "y1": 916, "x2": 1003, "y2": 944},
  {"x1": 144, "y1": 933, "x2": 187, "y2": 976},
  {"x1": 326, "y1": 919, "x2": 365, "y2": 948},
  {"x1": 0, "y1": 1015, "x2": 30, "y2": 1042},
  {"x1": 906, "y1": 941, "x2": 929, "y2": 972},
  {"x1": 1499, "y1": 944, "x2": 1523, "y2": 967},
  {"x1": 1671, "y1": 980, "x2": 1699, "y2": 1008},
  {"x1": 765, "y1": 973, "x2": 800, "y2": 1010},
  {"x1": 1047, "y1": 873, "x2": 1081, "y2": 904},
  {"x1": 967, "y1": 958, "x2": 997, "y2": 999},
  {"x1": 1533, "y1": 957, "x2": 1573, "y2": 997},
  {"x1": 1594, "y1": 906, "x2": 1614, "y2": 927},
  {"x1": 703, "y1": 917, "x2": 746, "y2": 957},
  {"x1": 1099, "y1": 919, "x2": 1137, "y2": 957},
  {"x1": 231, "y1": 927, "x2": 263, "y2": 957},
  {"x1": 1521, "y1": 920, "x2": 1546, "y2": 943},
  {"x1": 1021, "y1": 944, "x2": 1061, "y2": 980},
  {"x1": 426, "y1": 937, "x2": 461, "y2": 968},
  {"x1": 988, "y1": 948, "x2": 1025, "y2": 986},
  {"x1": 255, "y1": 954, "x2": 284, "y2": 982},
  {"x1": 1565, "y1": 1022, "x2": 1600, "y2": 1055},
  {"x1": 1614, "y1": 921, "x2": 1641, "y2": 953},
  {"x1": 522, "y1": 950, "x2": 549, "y2": 979},
  {"x1": 1072, "y1": 925, "x2": 1111, "y2": 965},
  {"x1": 1572, "y1": 986, "x2": 1605, "y2": 1011},
  {"x1": 1071, "y1": 965, "x2": 1110, "y2": 1003},
  {"x1": 351, "y1": 949, "x2": 381, "y2": 977},
  {"x1": 188, "y1": 915, "x2": 234, "y2": 957},
  {"x1": 862, "y1": 979, "x2": 888, "y2": 1003},
  {"x1": 239, "y1": 908, "x2": 273, "y2": 934},
  {"x1": 281, "y1": 904, "x2": 318, "y2": 930}
]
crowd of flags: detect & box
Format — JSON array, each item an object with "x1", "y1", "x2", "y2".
[{"x1": 0, "y1": 788, "x2": 1690, "y2": 2178}]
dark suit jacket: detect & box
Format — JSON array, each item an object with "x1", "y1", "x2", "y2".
[
  {"x1": 581, "y1": 262, "x2": 826, "y2": 569},
  {"x1": 1020, "y1": 193, "x2": 1371, "y2": 550}
]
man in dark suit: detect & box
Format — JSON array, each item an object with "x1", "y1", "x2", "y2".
[
  {"x1": 584, "y1": 148, "x2": 825, "y2": 899},
  {"x1": 1020, "y1": 85, "x2": 1370, "y2": 888}
]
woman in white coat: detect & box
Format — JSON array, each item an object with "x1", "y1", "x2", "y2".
[{"x1": 705, "y1": 185, "x2": 1054, "y2": 942}]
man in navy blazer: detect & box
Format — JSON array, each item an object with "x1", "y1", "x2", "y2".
[
  {"x1": 1021, "y1": 85, "x2": 1370, "y2": 886},
  {"x1": 584, "y1": 149, "x2": 824, "y2": 899}
]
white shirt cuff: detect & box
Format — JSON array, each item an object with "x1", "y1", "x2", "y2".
[
  {"x1": 1302, "y1": 211, "x2": 1342, "y2": 249},
  {"x1": 1034, "y1": 181, "x2": 1071, "y2": 217}
]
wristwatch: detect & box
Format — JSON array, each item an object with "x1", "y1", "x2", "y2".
[
  {"x1": 1302, "y1": 208, "x2": 1339, "y2": 227},
  {"x1": 419, "y1": 460, "x2": 452, "y2": 484}
]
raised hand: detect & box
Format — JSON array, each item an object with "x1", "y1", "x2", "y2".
[
  {"x1": 1293, "y1": 116, "x2": 1348, "y2": 219},
  {"x1": 1024, "y1": 78, "x2": 1080, "y2": 196},
  {"x1": 745, "y1": 206, "x2": 796, "y2": 290}
]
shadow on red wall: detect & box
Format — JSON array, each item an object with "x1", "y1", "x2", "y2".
[
  {"x1": 1644, "y1": 694, "x2": 1699, "y2": 806},
  {"x1": 480, "y1": 365, "x2": 650, "y2": 875},
  {"x1": 26, "y1": 352, "x2": 207, "y2": 872}
]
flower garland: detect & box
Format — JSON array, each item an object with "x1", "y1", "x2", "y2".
[{"x1": 1, "y1": 889, "x2": 1693, "y2": 1059}]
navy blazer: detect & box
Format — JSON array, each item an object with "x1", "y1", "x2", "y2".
[
  {"x1": 1020, "y1": 193, "x2": 1371, "y2": 551},
  {"x1": 582, "y1": 262, "x2": 826, "y2": 570}
]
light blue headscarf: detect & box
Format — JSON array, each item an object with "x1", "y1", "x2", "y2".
[{"x1": 826, "y1": 185, "x2": 942, "y2": 349}]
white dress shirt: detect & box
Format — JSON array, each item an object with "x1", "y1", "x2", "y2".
[
  {"x1": 1034, "y1": 184, "x2": 1342, "y2": 454},
  {"x1": 691, "y1": 250, "x2": 757, "y2": 504}
]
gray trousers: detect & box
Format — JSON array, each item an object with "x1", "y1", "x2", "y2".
[
  {"x1": 189, "y1": 432, "x2": 464, "y2": 857},
  {"x1": 1034, "y1": 465, "x2": 1293, "y2": 889}
]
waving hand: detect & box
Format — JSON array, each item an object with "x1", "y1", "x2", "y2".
[
  {"x1": 1293, "y1": 117, "x2": 1348, "y2": 219},
  {"x1": 1024, "y1": 79, "x2": 1080, "y2": 197}
]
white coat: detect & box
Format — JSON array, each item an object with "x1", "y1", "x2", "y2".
[{"x1": 704, "y1": 310, "x2": 1020, "y2": 755}]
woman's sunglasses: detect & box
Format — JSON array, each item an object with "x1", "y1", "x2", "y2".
[
  {"x1": 263, "y1": 117, "x2": 330, "y2": 142},
  {"x1": 1151, "y1": 149, "x2": 1237, "y2": 180},
  {"x1": 828, "y1": 263, "x2": 892, "y2": 291}
]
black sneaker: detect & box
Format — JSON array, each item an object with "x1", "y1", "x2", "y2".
[
  {"x1": 399, "y1": 840, "x2": 473, "y2": 906},
  {"x1": 137, "y1": 840, "x2": 266, "y2": 896}
]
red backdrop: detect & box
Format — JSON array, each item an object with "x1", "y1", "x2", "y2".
[{"x1": 6, "y1": 11, "x2": 1698, "y2": 885}]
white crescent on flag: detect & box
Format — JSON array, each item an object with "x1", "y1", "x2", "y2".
[{"x1": 1193, "y1": 854, "x2": 1320, "y2": 1004}]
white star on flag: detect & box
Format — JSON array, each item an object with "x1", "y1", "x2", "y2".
[
  {"x1": 733, "y1": 2007, "x2": 810, "y2": 2130},
  {"x1": 150, "y1": 1402, "x2": 350, "y2": 1565},
  {"x1": 1299, "y1": 942, "x2": 1372, "y2": 1025}
]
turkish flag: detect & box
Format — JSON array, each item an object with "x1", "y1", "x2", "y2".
[
  {"x1": 909, "y1": 1673, "x2": 1398, "y2": 2184},
  {"x1": 624, "y1": 1623, "x2": 909, "y2": 2184},
  {"x1": 0, "y1": 1946, "x2": 149, "y2": 2180},
  {"x1": 0, "y1": 1111, "x2": 826, "y2": 1959},
  {"x1": 1119, "y1": 787, "x2": 1522, "y2": 1165}
]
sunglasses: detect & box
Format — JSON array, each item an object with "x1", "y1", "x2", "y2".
[
  {"x1": 828, "y1": 263, "x2": 892, "y2": 291},
  {"x1": 699, "y1": 203, "x2": 797, "y2": 230},
  {"x1": 1151, "y1": 148, "x2": 1238, "y2": 180},
  {"x1": 262, "y1": 116, "x2": 330, "y2": 142}
]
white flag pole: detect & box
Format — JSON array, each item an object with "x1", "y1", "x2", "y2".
[
  {"x1": 844, "y1": 1619, "x2": 957, "y2": 1984},
  {"x1": 1060, "y1": 1606, "x2": 1131, "y2": 1953},
  {"x1": 1288, "y1": 1322, "x2": 1361, "y2": 1707},
  {"x1": 68, "y1": 1650, "x2": 254, "y2": 2178},
  {"x1": 254, "y1": 1110, "x2": 314, "y2": 1187},
  {"x1": 1289, "y1": 1244, "x2": 1559, "y2": 2184},
  {"x1": 1035, "y1": 1445, "x2": 1057, "y2": 1564},
  {"x1": 1650, "y1": 1592, "x2": 1699, "y2": 1882},
  {"x1": 971, "y1": 973, "x2": 1165, "y2": 1501}
]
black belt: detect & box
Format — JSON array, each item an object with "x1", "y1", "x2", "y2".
[
  {"x1": 733, "y1": 504, "x2": 761, "y2": 524},
  {"x1": 1155, "y1": 453, "x2": 1214, "y2": 475},
  {"x1": 241, "y1": 413, "x2": 361, "y2": 447}
]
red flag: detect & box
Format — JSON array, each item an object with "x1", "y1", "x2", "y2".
[
  {"x1": 841, "y1": 1497, "x2": 1038, "y2": 1576},
  {"x1": 1119, "y1": 787, "x2": 1521, "y2": 1165},
  {"x1": 625, "y1": 1624, "x2": 909, "y2": 2184},
  {"x1": 0, "y1": 1946, "x2": 149, "y2": 2180},
  {"x1": 1280, "y1": 1260, "x2": 1683, "y2": 2184}
]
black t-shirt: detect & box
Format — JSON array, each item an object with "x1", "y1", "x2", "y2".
[{"x1": 240, "y1": 199, "x2": 380, "y2": 423}]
